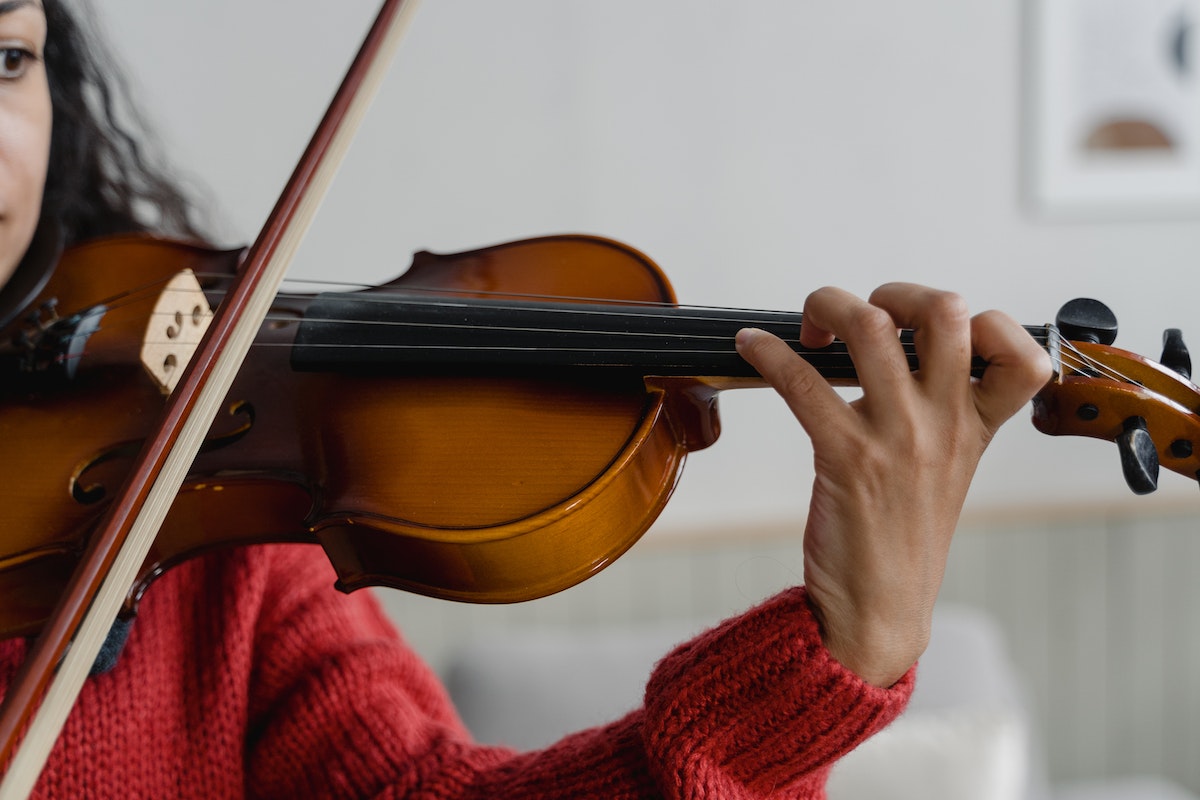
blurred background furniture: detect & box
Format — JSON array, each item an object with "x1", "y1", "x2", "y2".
[
  {"x1": 378, "y1": 504, "x2": 1200, "y2": 797},
  {"x1": 441, "y1": 601, "x2": 1197, "y2": 800}
]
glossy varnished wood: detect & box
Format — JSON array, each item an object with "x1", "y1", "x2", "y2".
[
  {"x1": 1032, "y1": 340, "x2": 1200, "y2": 482},
  {"x1": 0, "y1": 232, "x2": 714, "y2": 638}
]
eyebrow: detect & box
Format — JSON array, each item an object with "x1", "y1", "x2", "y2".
[{"x1": 0, "y1": 0, "x2": 40, "y2": 15}]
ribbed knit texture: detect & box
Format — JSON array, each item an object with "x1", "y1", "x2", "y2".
[{"x1": 0, "y1": 544, "x2": 913, "y2": 798}]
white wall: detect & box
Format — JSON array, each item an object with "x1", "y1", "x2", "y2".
[{"x1": 97, "y1": 0, "x2": 1200, "y2": 536}]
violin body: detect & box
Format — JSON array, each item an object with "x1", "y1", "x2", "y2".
[
  {"x1": 0, "y1": 234, "x2": 729, "y2": 639},
  {"x1": 6, "y1": 234, "x2": 1200, "y2": 644}
]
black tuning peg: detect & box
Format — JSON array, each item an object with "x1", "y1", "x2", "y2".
[
  {"x1": 1161, "y1": 329, "x2": 1191, "y2": 379},
  {"x1": 1117, "y1": 416, "x2": 1159, "y2": 495},
  {"x1": 1056, "y1": 298, "x2": 1118, "y2": 345}
]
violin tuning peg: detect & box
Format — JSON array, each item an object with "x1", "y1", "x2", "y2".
[
  {"x1": 1117, "y1": 416, "x2": 1159, "y2": 495},
  {"x1": 1056, "y1": 298, "x2": 1118, "y2": 345},
  {"x1": 1161, "y1": 328, "x2": 1191, "y2": 380}
]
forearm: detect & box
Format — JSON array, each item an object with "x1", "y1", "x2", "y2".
[
  {"x1": 381, "y1": 590, "x2": 909, "y2": 800},
  {"x1": 247, "y1": 549, "x2": 911, "y2": 800},
  {"x1": 639, "y1": 586, "x2": 913, "y2": 798}
]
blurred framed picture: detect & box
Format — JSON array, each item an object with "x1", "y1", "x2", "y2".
[{"x1": 1027, "y1": 0, "x2": 1200, "y2": 216}]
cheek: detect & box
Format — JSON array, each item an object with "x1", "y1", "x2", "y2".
[{"x1": 0, "y1": 81, "x2": 52, "y2": 290}]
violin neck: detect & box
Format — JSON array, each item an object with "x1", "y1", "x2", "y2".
[{"x1": 290, "y1": 293, "x2": 1054, "y2": 383}]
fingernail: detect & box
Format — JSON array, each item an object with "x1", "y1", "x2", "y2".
[{"x1": 735, "y1": 328, "x2": 764, "y2": 351}]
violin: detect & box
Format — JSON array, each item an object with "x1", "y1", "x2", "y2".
[
  {"x1": 2, "y1": 229, "x2": 1199, "y2": 643},
  {"x1": 2, "y1": 0, "x2": 1198, "y2": 793}
]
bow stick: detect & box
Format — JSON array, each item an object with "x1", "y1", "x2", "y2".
[{"x1": 0, "y1": 1, "x2": 422, "y2": 794}]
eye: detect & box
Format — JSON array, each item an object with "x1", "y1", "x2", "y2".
[{"x1": 0, "y1": 48, "x2": 34, "y2": 80}]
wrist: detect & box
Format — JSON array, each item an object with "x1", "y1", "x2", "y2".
[{"x1": 807, "y1": 595, "x2": 928, "y2": 688}]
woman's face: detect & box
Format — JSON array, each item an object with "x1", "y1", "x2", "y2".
[{"x1": 0, "y1": 0, "x2": 49, "y2": 291}]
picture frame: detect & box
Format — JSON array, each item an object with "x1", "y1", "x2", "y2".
[{"x1": 1027, "y1": 0, "x2": 1200, "y2": 216}]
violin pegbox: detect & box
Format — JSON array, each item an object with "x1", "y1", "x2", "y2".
[{"x1": 1031, "y1": 298, "x2": 1200, "y2": 494}]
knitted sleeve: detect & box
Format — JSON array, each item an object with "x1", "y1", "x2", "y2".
[{"x1": 244, "y1": 546, "x2": 913, "y2": 800}]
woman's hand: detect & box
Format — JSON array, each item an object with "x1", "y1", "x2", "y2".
[{"x1": 735, "y1": 283, "x2": 1051, "y2": 687}]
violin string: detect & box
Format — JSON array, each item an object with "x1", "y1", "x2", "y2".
[
  {"x1": 60, "y1": 271, "x2": 1036, "y2": 353},
  {"x1": 1056, "y1": 338, "x2": 1140, "y2": 386},
  {"x1": 30, "y1": 276, "x2": 808, "y2": 358},
  {"x1": 51, "y1": 275, "x2": 810, "y2": 343},
  {"x1": 265, "y1": 277, "x2": 811, "y2": 316},
  {"x1": 27, "y1": 276, "x2": 1158, "y2": 392},
  {"x1": 52, "y1": 343, "x2": 1144, "y2": 402},
  {"x1": 61, "y1": 322, "x2": 1126, "y2": 385},
  {"x1": 21, "y1": 273, "x2": 1137, "y2": 375},
  {"x1": 35, "y1": 286, "x2": 1081, "y2": 370},
  {"x1": 49, "y1": 326, "x2": 1150, "y2": 399}
]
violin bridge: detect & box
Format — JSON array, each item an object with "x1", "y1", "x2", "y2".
[{"x1": 139, "y1": 269, "x2": 214, "y2": 396}]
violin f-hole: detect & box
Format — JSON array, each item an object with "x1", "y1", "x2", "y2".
[{"x1": 69, "y1": 401, "x2": 256, "y2": 505}]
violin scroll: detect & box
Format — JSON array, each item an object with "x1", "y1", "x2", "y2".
[{"x1": 1032, "y1": 298, "x2": 1200, "y2": 494}]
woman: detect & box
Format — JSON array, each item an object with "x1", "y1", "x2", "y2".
[{"x1": 0, "y1": 1, "x2": 1051, "y2": 797}]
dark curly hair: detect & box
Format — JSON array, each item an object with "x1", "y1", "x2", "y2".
[
  {"x1": 0, "y1": 1, "x2": 207, "y2": 325},
  {"x1": 42, "y1": 0, "x2": 204, "y2": 245}
]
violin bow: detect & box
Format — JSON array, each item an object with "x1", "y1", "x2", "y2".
[{"x1": 0, "y1": 0, "x2": 423, "y2": 795}]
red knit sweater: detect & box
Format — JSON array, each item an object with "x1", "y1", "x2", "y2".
[{"x1": 0, "y1": 544, "x2": 912, "y2": 799}]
